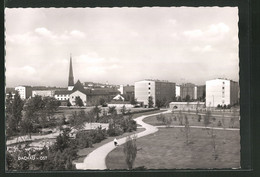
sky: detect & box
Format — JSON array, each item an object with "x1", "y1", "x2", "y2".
[{"x1": 5, "y1": 7, "x2": 239, "y2": 87}]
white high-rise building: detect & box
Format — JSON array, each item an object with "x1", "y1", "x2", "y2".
[
  {"x1": 175, "y1": 85, "x2": 180, "y2": 97},
  {"x1": 15, "y1": 86, "x2": 32, "y2": 99},
  {"x1": 135, "y1": 79, "x2": 175, "y2": 107},
  {"x1": 206, "y1": 78, "x2": 239, "y2": 107}
]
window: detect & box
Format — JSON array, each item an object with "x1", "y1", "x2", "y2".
[
  {"x1": 148, "y1": 87, "x2": 151, "y2": 90},
  {"x1": 148, "y1": 83, "x2": 150, "y2": 85},
  {"x1": 222, "y1": 87, "x2": 225, "y2": 89}
]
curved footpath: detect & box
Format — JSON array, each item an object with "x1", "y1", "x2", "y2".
[
  {"x1": 75, "y1": 110, "x2": 240, "y2": 170},
  {"x1": 75, "y1": 110, "x2": 171, "y2": 170}
]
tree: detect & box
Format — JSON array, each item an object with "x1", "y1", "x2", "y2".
[
  {"x1": 229, "y1": 109, "x2": 237, "y2": 128},
  {"x1": 75, "y1": 96, "x2": 84, "y2": 107},
  {"x1": 43, "y1": 97, "x2": 60, "y2": 120},
  {"x1": 22, "y1": 95, "x2": 45, "y2": 138},
  {"x1": 11, "y1": 91, "x2": 24, "y2": 131},
  {"x1": 67, "y1": 99, "x2": 72, "y2": 107},
  {"x1": 92, "y1": 105, "x2": 102, "y2": 120},
  {"x1": 204, "y1": 109, "x2": 212, "y2": 127},
  {"x1": 183, "y1": 115, "x2": 191, "y2": 145},
  {"x1": 130, "y1": 96, "x2": 137, "y2": 105},
  {"x1": 54, "y1": 127, "x2": 72, "y2": 152},
  {"x1": 178, "y1": 110, "x2": 184, "y2": 125},
  {"x1": 124, "y1": 135, "x2": 137, "y2": 170},
  {"x1": 155, "y1": 99, "x2": 163, "y2": 108},
  {"x1": 108, "y1": 106, "x2": 117, "y2": 115},
  {"x1": 99, "y1": 98, "x2": 106, "y2": 106},
  {"x1": 148, "y1": 96, "x2": 154, "y2": 108},
  {"x1": 6, "y1": 91, "x2": 24, "y2": 137},
  {"x1": 68, "y1": 111, "x2": 87, "y2": 130},
  {"x1": 207, "y1": 127, "x2": 218, "y2": 160},
  {"x1": 185, "y1": 95, "x2": 191, "y2": 102},
  {"x1": 120, "y1": 105, "x2": 127, "y2": 115}
]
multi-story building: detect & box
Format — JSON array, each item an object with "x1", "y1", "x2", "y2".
[
  {"x1": 15, "y1": 86, "x2": 32, "y2": 99},
  {"x1": 5, "y1": 88, "x2": 16, "y2": 99},
  {"x1": 206, "y1": 78, "x2": 239, "y2": 107},
  {"x1": 135, "y1": 79, "x2": 176, "y2": 107},
  {"x1": 32, "y1": 90, "x2": 55, "y2": 97},
  {"x1": 180, "y1": 83, "x2": 195, "y2": 101},
  {"x1": 118, "y1": 85, "x2": 134, "y2": 101},
  {"x1": 54, "y1": 90, "x2": 71, "y2": 101},
  {"x1": 175, "y1": 85, "x2": 180, "y2": 97},
  {"x1": 196, "y1": 85, "x2": 206, "y2": 101}
]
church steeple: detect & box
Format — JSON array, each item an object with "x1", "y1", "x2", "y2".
[{"x1": 68, "y1": 54, "x2": 74, "y2": 90}]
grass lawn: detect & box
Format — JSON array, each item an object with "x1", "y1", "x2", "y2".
[
  {"x1": 143, "y1": 112, "x2": 240, "y2": 129},
  {"x1": 106, "y1": 127, "x2": 240, "y2": 169},
  {"x1": 73, "y1": 128, "x2": 145, "y2": 163}
]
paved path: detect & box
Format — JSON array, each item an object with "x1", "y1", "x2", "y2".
[{"x1": 75, "y1": 110, "x2": 171, "y2": 170}]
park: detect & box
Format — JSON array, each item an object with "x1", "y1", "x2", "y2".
[{"x1": 6, "y1": 93, "x2": 240, "y2": 170}]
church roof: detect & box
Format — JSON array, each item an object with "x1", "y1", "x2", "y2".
[{"x1": 68, "y1": 55, "x2": 74, "y2": 86}]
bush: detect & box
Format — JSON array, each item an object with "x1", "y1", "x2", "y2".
[
  {"x1": 120, "y1": 116, "x2": 137, "y2": 132},
  {"x1": 198, "y1": 115, "x2": 202, "y2": 122},
  {"x1": 107, "y1": 123, "x2": 123, "y2": 137},
  {"x1": 89, "y1": 126, "x2": 107, "y2": 143},
  {"x1": 75, "y1": 126, "x2": 107, "y2": 148},
  {"x1": 75, "y1": 130, "x2": 93, "y2": 148}
]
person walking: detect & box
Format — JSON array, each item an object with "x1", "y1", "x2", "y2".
[{"x1": 114, "y1": 138, "x2": 118, "y2": 146}]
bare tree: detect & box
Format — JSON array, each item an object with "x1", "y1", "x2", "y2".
[
  {"x1": 178, "y1": 109, "x2": 183, "y2": 125},
  {"x1": 182, "y1": 115, "x2": 191, "y2": 145},
  {"x1": 207, "y1": 127, "x2": 218, "y2": 160},
  {"x1": 123, "y1": 135, "x2": 137, "y2": 170}
]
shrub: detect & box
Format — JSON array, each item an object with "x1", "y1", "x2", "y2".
[
  {"x1": 107, "y1": 123, "x2": 123, "y2": 137},
  {"x1": 198, "y1": 115, "x2": 202, "y2": 122},
  {"x1": 217, "y1": 120, "x2": 222, "y2": 127},
  {"x1": 75, "y1": 130, "x2": 94, "y2": 148}
]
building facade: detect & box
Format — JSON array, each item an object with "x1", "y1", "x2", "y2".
[
  {"x1": 54, "y1": 90, "x2": 71, "y2": 101},
  {"x1": 32, "y1": 90, "x2": 55, "y2": 97},
  {"x1": 175, "y1": 85, "x2": 180, "y2": 97},
  {"x1": 180, "y1": 83, "x2": 196, "y2": 101},
  {"x1": 135, "y1": 80, "x2": 176, "y2": 107},
  {"x1": 206, "y1": 78, "x2": 239, "y2": 107},
  {"x1": 15, "y1": 86, "x2": 32, "y2": 99},
  {"x1": 197, "y1": 85, "x2": 206, "y2": 101}
]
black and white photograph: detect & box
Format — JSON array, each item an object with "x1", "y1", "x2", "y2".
[{"x1": 5, "y1": 7, "x2": 240, "y2": 171}]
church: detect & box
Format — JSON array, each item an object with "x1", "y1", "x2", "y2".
[{"x1": 54, "y1": 55, "x2": 119, "y2": 106}]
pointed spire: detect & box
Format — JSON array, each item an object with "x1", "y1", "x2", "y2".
[{"x1": 68, "y1": 54, "x2": 74, "y2": 87}]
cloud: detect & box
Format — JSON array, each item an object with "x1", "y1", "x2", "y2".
[
  {"x1": 21, "y1": 65, "x2": 36, "y2": 74},
  {"x1": 183, "y1": 29, "x2": 203, "y2": 38},
  {"x1": 35, "y1": 27, "x2": 52, "y2": 36},
  {"x1": 70, "y1": 30, "x2": 86, "y2": 38},
  {"x1": 5, "y1": 32, "x2": 39, "y2": 45},
  {"x1": 183, "y1": 23, "x2": 230, "y2": 39},
  {"x1": 208, "y1": 23, "x2": 230, "y2": 34},
  {"x1": 192, "y1": 45, "x2": 213, "y2": 52}
]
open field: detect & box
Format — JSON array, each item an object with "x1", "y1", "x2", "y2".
[
  {"x1": 143, "y1": 112, "x2": 240, "y2": 129},
  {"x1": 106, "y1": 127, "x2": 240, "y2": 169}
]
